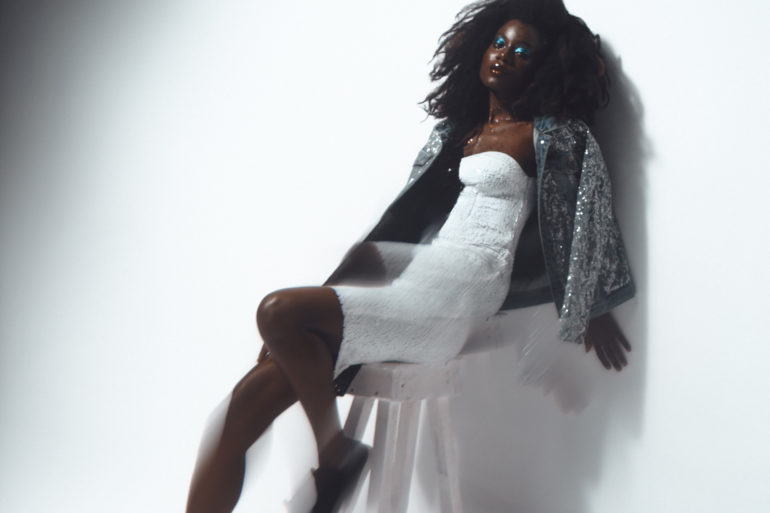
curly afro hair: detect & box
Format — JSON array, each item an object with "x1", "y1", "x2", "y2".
[{"x1": 422, "y1": 0, "x2": 609, "y2": 143}]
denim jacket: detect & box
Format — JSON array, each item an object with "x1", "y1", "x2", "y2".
[{"x1": 327, "y1": 117, "x2": 634, "y2": 345}]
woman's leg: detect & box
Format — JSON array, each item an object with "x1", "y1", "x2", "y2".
[
  {"x1": 187, "y1": 285, "x2": 347, "y2": 513},
  {"x1": 186, "y1": 358, "x2": 296, "y2": 513},
  {"x1": 256, "y1": 286, "x2": 349, "y2": 468}
]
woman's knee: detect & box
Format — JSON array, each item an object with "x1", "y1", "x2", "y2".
[
  {"x1": 256, "y1": 290, "x2": 297, "y2": 340},
  {"x1": 256, "y1": 287, "x2": 343, "y2": 355}
]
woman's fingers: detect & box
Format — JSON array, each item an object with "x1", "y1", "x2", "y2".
[
  {"x1": 593, "y1": 339, "x2": 612, "y2": 369},
  {"x1": 590, "y1": 334, "x2": 628, "y2": 371},
  {"x1": 586, "y1": 313, "x2": 632, "y2": 371},
  {"x1": 608, "y1": 335, "x2": 630, "y2": 371},
  {"x1": 618, "y1": 329, "x2": 632, "y2": 352},
  {"x1": 615, "y1": 338, "x2": 628, "y2": 367}
]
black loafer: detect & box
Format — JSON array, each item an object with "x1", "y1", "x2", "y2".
[{"x1": 310, "y1": 440, "x2": 369, "y2": 513}]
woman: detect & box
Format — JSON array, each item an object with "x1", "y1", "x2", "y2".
[{"x1": 186, "y1": 1, "x2": 634, "y2": 512}]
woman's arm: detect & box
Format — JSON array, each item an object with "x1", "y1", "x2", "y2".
[
  {"x1": 324, "y1": 242, "x2": 389, "y2": 286},
  {"x1": 584, "y1": 312, "x2": 631, "y2": 371}
]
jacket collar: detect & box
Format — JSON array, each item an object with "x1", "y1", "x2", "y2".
[{"x1": 534, "y1": 116, "x2": 569, "y2": 134}]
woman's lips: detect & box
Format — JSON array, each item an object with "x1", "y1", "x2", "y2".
[{"x1": 489, "y1": 62, "x2": 509, "y2": 76}]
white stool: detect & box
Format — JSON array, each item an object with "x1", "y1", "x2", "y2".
[{"x1": 339, "y1": 360, "x2": 464, "y2": 513}]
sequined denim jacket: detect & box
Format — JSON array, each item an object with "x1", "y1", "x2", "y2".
[{"x1": 328, "y1": 117, "x2": 635, "y2": 344}]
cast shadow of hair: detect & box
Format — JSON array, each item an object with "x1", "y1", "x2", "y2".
[{"x1": 409, "y1": 41, "x2": 650, "y2": 513}]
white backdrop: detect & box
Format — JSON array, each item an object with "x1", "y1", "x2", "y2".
[{"x1": 1, "y1": 1, "x2": 769, "y2": 512}]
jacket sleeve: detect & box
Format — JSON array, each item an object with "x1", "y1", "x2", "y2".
[
  {"x1": 549, "y1": 119, "x2": 637, "y2": 344},
  {"x1": 556, "y1": 125, "x2": 612, "y2": 343}
]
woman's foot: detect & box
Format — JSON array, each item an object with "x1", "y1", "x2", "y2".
[{"x1": 311, "y1": 437, "x2": 369, "y2": 513}]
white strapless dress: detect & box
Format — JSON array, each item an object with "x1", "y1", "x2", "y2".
[{"x1": 332, "y1": 151, "x2": 536, "y2": 377}]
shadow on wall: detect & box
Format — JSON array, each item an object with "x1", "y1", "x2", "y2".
[{"x1": 409, "y1": 42, "x2": 651, "y2": 513}]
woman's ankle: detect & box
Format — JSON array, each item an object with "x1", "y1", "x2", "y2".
[{"x1": 318, "y1": 431, "x2": 352, "y2": 468}]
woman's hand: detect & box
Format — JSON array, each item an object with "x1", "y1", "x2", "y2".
[{"x1": 584, "y1": 312, "x2": 631, "y2": 371}]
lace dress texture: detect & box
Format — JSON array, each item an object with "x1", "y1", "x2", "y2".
[{"x1": 332, "y1": 151, "x2": 536, "y2": 378}]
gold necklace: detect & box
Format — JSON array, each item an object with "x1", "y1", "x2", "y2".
[{"x1": 466, "y1": 109, "x2": 527, "y2": 146}]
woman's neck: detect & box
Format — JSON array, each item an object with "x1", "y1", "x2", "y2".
[{"x1": 487, "y1": 93, "x2": 518, "y2": 125}]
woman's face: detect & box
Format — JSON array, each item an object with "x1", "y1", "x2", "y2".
[{"x1": 479, "y1": 19, "x2": 543, "y2": 102}]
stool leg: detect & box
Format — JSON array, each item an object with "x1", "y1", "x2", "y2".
[
  {"x1": 338, "y1": 397, "x2": 375, "y2": 513},
  {"x1": 427, "y1": 396, "x2": 462, "y2": 513},
  {"x1": 368, "y1": 400, "x2": 398, "y2": 512},
  {"x1": 343, "y1": 397, "x2": 374, "y2": 440},
  {"x1": 391, "y1": 400, "x2": 421, "y2": 513}
]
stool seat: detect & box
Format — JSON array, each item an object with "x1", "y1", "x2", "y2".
[{"x1": 346, "y1": 360, "x2": 461, "y2": 401}]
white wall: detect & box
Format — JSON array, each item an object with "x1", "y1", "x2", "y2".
[{"x1": 1, "y1": 1, "x2": 768, "y2": 512}]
